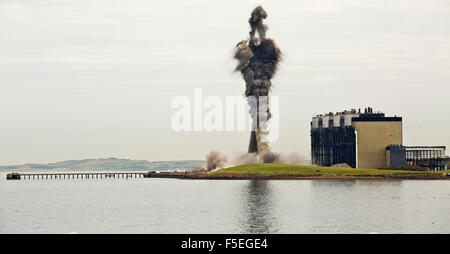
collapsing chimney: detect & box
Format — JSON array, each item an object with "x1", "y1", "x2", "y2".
[{"x1": 233, "y1": 6, "x2": 281, "y2": 159}]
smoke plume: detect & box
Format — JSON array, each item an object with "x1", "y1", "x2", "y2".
[
  {"x1": 205, "y1": 151, "x2": 306, "y2": 171},
  {"x1": 262, "y1": 152, "x2": 306, "y2": 164},
  {"x1": 206, "y1": 150, "x2": 228, "y2": 171},
  {"x1": 206, "y1": 151, "x2": 258, "y2": 171},
  {"x1": 234, "y1": 6, "x2": 281, "y2": 157}
]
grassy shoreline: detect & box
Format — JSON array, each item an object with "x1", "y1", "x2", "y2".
[{"x1": 188, "y1": 164, "x2": 450, "y2": 180}]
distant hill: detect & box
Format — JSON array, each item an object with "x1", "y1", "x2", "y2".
[{"x1": 0, "y1": 158, "x2": 205, "y2": 172}]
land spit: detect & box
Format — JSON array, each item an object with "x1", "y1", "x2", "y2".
[
  {"x1": 184, "y1": 163, "x2": 450, "y2": 180},
  {"x1": 183, "y1": 173, "x2": 449, "y2": 180},
  {"x1": 7, "y1": 164, "x2": 450, "y2": 181}
]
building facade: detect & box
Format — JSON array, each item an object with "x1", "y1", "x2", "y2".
[
  {"x1": 311, "y1": 107, "x2": 402, "y2": 169},
  {"x1": 405, "y1": 146, "x2": 447, "y2": 171},
  {"x1": 386, "y1": 145, "x2": 448, "y2": 170}
]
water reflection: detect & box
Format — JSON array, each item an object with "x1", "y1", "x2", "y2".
[
  {"x1": 309, "y1": 180, "x2": 404, "y2": 233},
  {"x1": 2, "y1": 177, "x2": 450, "y2": 233},
  {"x1": 240, "y1": 180, "x2": 277, "y2": 233},
  {"x1": 311, "y1": 179, "x2": 357, "y2": 188}
]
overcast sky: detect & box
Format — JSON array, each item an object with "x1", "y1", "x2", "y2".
[{"x1": 0, "y1": 0, "x2": 449, "y2": 165}]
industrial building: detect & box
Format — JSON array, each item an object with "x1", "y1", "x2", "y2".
[
  {"x1": 402, "y1": 146, "x2": 446, "y2": 171},
  {"x1": 386, "y1": 145, "x2": 448, "y2": 171},
  {"x1": 311, "y1": 107, "x2": 449, "y2": 170}
]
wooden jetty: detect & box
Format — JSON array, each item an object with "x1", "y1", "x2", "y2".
[
  {"x1": 6, "y1": 172, "x2": 148, "y2": 180},
  {"x1": 143, "y1": 171, "x2": 186, "y2": 179}
]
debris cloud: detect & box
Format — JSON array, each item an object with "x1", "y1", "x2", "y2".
[
  {"x1": 262, "y1": 152, "x2": 306, "y2": 165},
  {"x1": 206, "y1": 151, "x2": 306, "y2": 171},
  {"x1": 206, "y1": 150, "x2": 228, "y2": 171},
  {"x1": 234, "y1": 5, "x2": 281, "y2": 157},
  {"x1": 206, "y1": 6, "x2": 287, "y2": 170}
]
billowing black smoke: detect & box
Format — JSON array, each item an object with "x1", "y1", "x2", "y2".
[
  {"x1": 262, "y1": 152, "x2": 278, "y2": 163},
  {"x1": 234, "y1": 6, "x2": 281, "y2": 155}
]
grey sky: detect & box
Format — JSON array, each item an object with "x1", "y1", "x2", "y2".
[{"x1": 0, "y1": 0, "x2": 449, "y2": 165}]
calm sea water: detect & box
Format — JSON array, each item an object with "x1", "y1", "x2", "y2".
[{"x1": 1, "y1": 172, "x2": 449, "y2": 233}]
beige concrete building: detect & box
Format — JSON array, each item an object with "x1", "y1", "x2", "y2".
[
  {"x1": 311, "y1": 107, "x2": 402, "y2": 169},
  {"x1": 311, "y1": 107, "x2": 448, "y2": 170},
  {"x1": 353, "y1": 118, "x2": 402, "y2": 169}
]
